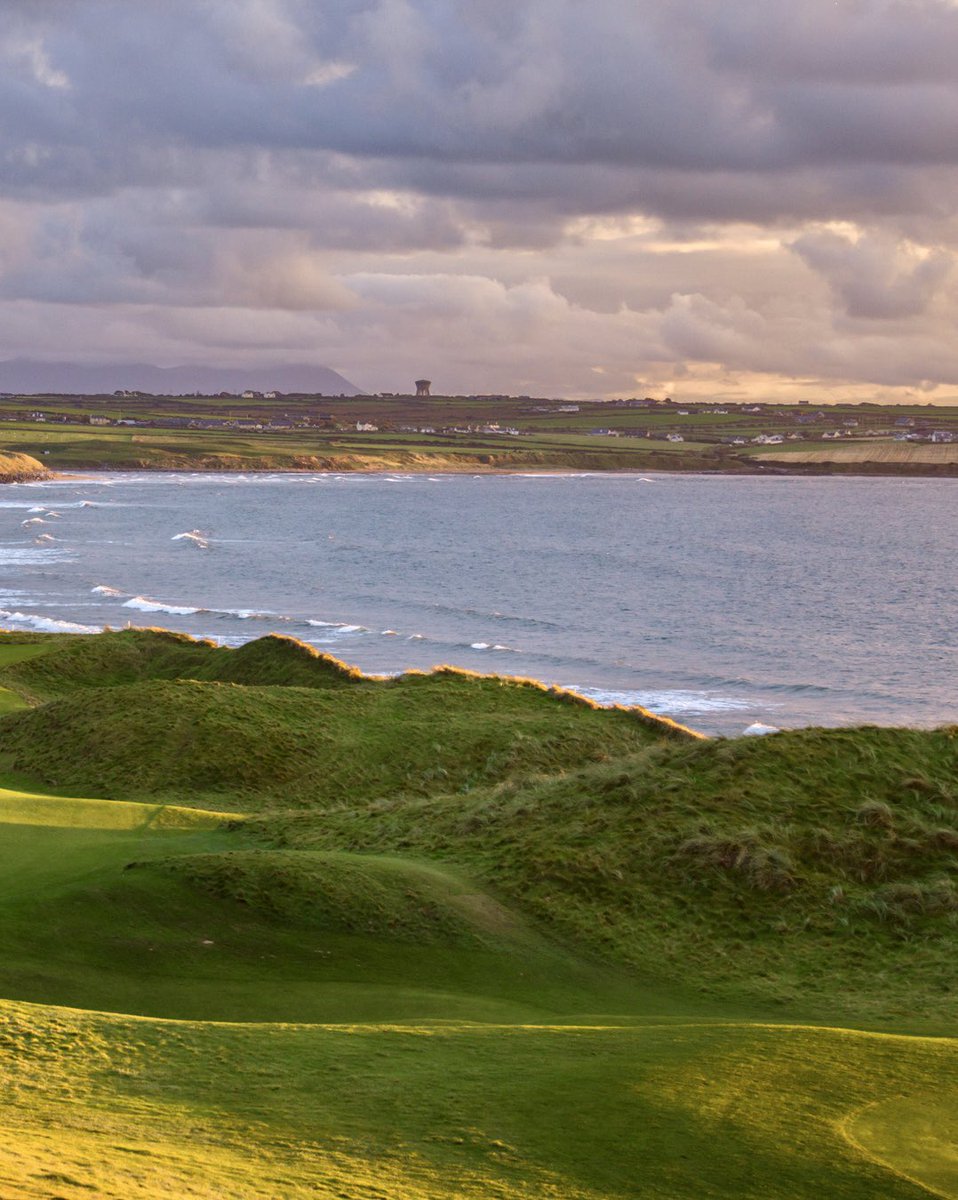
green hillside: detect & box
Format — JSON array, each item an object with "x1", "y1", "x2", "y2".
[
  {"x1": 0, "y1": 628, "x2": 955, "y2": 1199},
  {"x1": 261, "y1": 726, "x2": 958, "y2": 1023},
  {"x1": 0, "y1": 633, "x2": 687, "y2": 807}
]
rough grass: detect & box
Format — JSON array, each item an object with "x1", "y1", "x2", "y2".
[
  {"x1": 0, "y1": 661, "x2": 683, "y2": 809},
  {"x1": 258, "y1": 725, "x2": 958, "y2": 1024},
  {"x1": 0, "y1": 628, "x2": 365, "y2": 702}
]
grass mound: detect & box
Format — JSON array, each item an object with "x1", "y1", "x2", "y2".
[
  {"x1": 0, "y1": 671, "x2": 671, "y2": 807},
  {"x1": 0, "y1": 802, "x2": 634, "y2": 1023},
  {"x1": 261, "y1": 725, "x2": 958, "y2": 1022},
  {"x1": 146, "y1": 849, "x2": 528, "y2": 947},
  {"x1": 0, "y1": 628, "x2": 363, "y2": 701}
]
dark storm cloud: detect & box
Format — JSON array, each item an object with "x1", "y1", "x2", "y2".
[{"x1": 4, "y1": 0, "x2": 958, "y2": 210}]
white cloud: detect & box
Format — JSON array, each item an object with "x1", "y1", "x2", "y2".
[{"x1": 791, "y1": 229, "x2": 954, "y2": 319}]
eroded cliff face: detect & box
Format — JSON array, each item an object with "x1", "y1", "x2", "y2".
[{"x1": 0, "y1": 451, "x2": 51, "y2": 483}]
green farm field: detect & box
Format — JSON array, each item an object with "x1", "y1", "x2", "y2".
[
  {"x1": 753, "y1": 442, "x2": 958, "y2": 465},
  {"x1": 0, "y1": 629, "x2": 955, "y2": 1198},
  {"x1": 4, "y1": 391, "x2": 957, "y2": 474}
]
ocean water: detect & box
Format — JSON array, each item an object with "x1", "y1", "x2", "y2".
[{"x1": 1, "y1": 470, "x2": 955, "y2": 736}]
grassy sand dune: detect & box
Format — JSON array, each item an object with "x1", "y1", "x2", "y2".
[
  {"x1": 0, "y1": 629, "x2": 955, "y2": 1197},
  {"x1": 0, "y1": 628, "x2": 364, "y2": 701},
  {"x1": 259, "y1": 725, "x2": 958, "y2": 1024},
  {"x1": 0, "y1": 633, "x2": 689, "y2": 807}
]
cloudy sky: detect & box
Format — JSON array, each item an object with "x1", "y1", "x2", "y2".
[{"x1": 2, "y1": 0, "x2": 958, "y2": 400}]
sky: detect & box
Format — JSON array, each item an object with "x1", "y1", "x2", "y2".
[{"x1": 2, "y1": 0, "x2": 958, "y2": 401}]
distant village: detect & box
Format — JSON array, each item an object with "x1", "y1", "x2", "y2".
[{"x1": 1, "y1": 388, "x2": 955, "y2": 445}]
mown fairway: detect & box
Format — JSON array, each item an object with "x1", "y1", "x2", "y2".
[{"x1": 0, "y1": 629, "x2": 955, "y2": 1198}]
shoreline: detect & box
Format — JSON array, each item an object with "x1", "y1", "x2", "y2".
[{"x1": 5, "y1": 456, "x2": 958, "y2": 480}]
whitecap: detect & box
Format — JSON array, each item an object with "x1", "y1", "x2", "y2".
[
  {"x1": 381, "y1": 629, "x2": 400, "y2": 636},
  {"x1": 123, "y1": 595, "x2": 203, "y2": 616},
  {"x1": 742, "y1": 722, "x2": 781, "y2": 737},
  {"x1": 471, "y1": 642, "x2": 491, "y2": 650},
  {"x1": 171, "y1": 530, "x2": 209, "y2": 549},
  {"x1": 307, "y1": 619, "x2": 367, "y2": 633},
  {"x1": 91, "y1": 585, "x2": 126, "y2": 597}
]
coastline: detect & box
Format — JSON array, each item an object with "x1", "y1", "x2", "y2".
[{"x1": 5, "y1": 450, "x2": 957, "y2": 479}]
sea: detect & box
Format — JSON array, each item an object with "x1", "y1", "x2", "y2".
[{"x1": 1, "y1": 470, "x2": 955, "y2": 736}]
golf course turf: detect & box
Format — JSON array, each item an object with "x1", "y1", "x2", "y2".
[{"x1": 0, "y1": 629, "x2": 954, "y2": 1198}]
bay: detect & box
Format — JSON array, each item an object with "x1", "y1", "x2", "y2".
[{"x1": 1, "y1": 470, "x2": 955, "y2": 736}]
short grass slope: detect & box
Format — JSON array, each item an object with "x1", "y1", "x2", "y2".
[{"x1": 2, "y1": 1000, "x2": 956, "y2": 1200}]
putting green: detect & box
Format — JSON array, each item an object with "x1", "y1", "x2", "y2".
[{"x1": 843, "y1": 1094, "x2": 958, "y2": 1199}]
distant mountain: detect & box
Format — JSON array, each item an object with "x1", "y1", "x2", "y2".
[{"x1": 0, "y1": 359, "x2": 364, "y2": 396}]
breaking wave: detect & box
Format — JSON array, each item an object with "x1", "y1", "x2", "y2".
[
  {"x1": 562, "y1": 685, "x2": 756, "y2": 715},
  {"x1": 0, "y1": 609, "x2": 100, "y2": 635},
  {"x1": 123, "y1": 595, "x2": 202, "y2": 616}
]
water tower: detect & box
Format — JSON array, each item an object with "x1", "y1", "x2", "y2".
[{"x1": 415, "y1": 379, "x2": 431, "y2": 397}]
